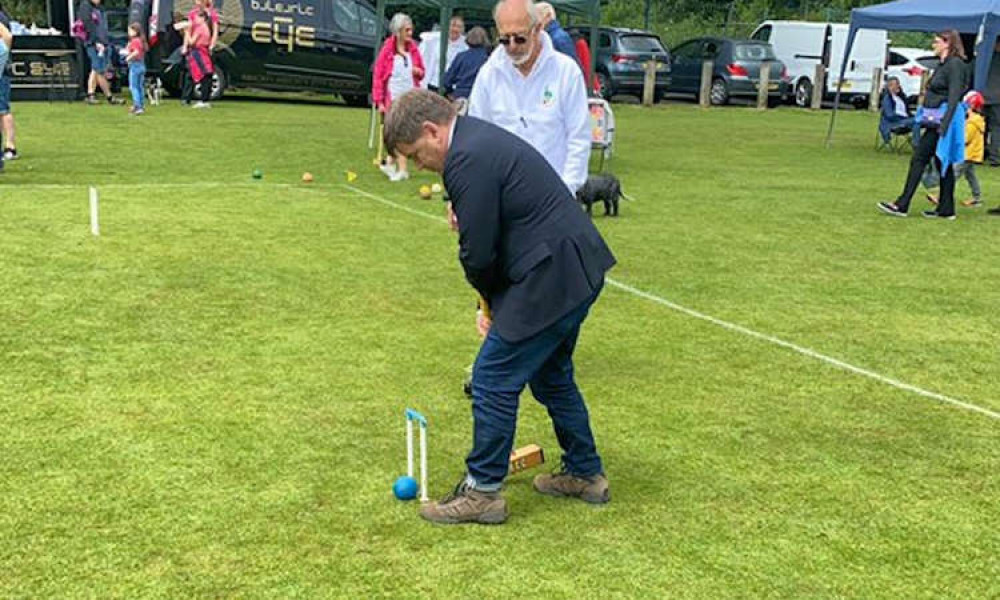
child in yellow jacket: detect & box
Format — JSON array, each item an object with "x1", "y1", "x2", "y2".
[{"x1": 925, "y1": 90, "x2": 985, "y2": 207}]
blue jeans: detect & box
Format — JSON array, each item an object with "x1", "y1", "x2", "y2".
[
  {"x1": 129, "y1": 62, "x2": 146, "y2": 110},
  {"x1": 466, "y1": 282, "x2": 605, "y2": 491}
]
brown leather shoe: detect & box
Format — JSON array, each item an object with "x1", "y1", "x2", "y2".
[
  {"x1": 419, "y1": 480, "x2": 508, "y2": 525},
  {"x1": 533, "y1": 470, "x2": 610, "y2": 504}
]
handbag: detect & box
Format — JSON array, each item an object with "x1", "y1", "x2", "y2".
[{"x1": 919, "y1": 105, "x2": 947, "y2": 129}]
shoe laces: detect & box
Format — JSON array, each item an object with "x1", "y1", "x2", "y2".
[
  {"x1": 549, "y1": 460, "x2": 595, "y2": 483},
  {"x1": 439, "y1": 476, "x2": 474, "y2": 505}
]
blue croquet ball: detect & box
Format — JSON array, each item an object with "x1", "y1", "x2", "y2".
[{"x1": 393, "y1": 476, "x2": 419, "y2": 501}]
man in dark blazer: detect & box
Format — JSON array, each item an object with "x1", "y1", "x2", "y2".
[{"x1": 385, "y1": 90, "x2": 616, "y2": 524}]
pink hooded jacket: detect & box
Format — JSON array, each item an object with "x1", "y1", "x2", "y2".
[{"x1": 372, "y1": 35, "x2": 425, "y2": 112}]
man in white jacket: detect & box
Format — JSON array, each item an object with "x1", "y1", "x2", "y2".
[
  {"x1": 468, "y1": 0, "x2": 590, "y2": 194},
  {"x1": 420, "y1": 16, "x2": 468, "y2": 92}
]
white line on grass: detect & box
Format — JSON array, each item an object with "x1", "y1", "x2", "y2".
[
  {"x1": 342, "y1": 183, "x2": 1000, "y2": 421},
  {"x1": 5, "y1": 182, "x2": 364, "y2": 192}
]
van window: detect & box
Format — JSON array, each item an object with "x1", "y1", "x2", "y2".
[
  {"x1": 751, "y1": 25, "x2": 771, "y2": 43},
  {"x1": 359, "y1": 3, "x2": 377, "y2": 38},
  {"x1": 333, "y1": 0, "x2": 361, "y2": 34}
]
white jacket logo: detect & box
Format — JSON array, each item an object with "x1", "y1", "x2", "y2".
[{"x1": 542, "y1": 85, "x2": 557, "y2": 108}]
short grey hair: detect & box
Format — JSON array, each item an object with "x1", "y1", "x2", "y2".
[
  {"x1": 536, "y1": 2, "x2": 555, "y2": 23},
  {"x1": 466, "y1": 26, "x2": 489, "y2": 48},
  {"x1": 384, "y1": 90, "x2": 457, "y2": 156},
  {"x1": 389, "y1": 13, "x2": 412, "y2": 35},
  {"x1": 493, "y1": 0, "x2": 539, "y2": 27}
]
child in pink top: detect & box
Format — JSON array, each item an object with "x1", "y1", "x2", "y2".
[
  {"x1": 183, "y1": 10, "x2": 214, "y2": 107},
  {"x1": 124, "y1": 23, "x2": 146, "y2": 114}
]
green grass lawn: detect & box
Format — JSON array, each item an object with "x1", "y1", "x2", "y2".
[{"x1": 1, "y1": 97, "x2": 997, "y2": 598}]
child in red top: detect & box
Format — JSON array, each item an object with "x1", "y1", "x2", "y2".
[
  {"x1": 187, "y1": 0, "x2": 219, "y2": 49},
  {"x1": 183, "y1": 10, "x2": 214, "y2": 108},
  {"x1": 124, "y1": 23, "x2": 146, "y2": 114}
]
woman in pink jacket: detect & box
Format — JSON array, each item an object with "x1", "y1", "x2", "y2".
[{"x1": 373, "y1": 13, "x2": 424, "y2": 181}]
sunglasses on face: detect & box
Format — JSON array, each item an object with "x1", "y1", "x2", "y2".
[{"x1": 497, "y1": 31, "x2": 531, "y2": 46}]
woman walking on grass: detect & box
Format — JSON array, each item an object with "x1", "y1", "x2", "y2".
[{"x1": 878, "y1": 30, "x2": 968, "y2": 221}]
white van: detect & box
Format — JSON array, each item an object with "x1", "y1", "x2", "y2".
[{"x1": 750, "y1": 20, "x2": 888, "y2": 108}]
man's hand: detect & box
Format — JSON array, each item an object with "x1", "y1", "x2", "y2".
[
  {"x1": 446, "y1": 201, "x2": 458, "y2": 231},
  {"x1": 476, "y1": 310, "x2": 492, "y2": 337}
]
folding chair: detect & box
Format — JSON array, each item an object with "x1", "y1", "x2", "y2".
[
  {"x1": 588, "y1": 97, "x2": 615, "y2": 172},
  {"x1": 874, "y1": 124, "x2": 913, "y2": 154}
]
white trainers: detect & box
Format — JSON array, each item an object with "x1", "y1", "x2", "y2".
[
  {"x1": 389, "y1": 170, "x2": 410, "y2": 182},
  {"x1": 192, "y1": 101, "x2": 211, "y2": 109},
  {"x1": 379, "y1": 163, "x2": 396, "y2": 177}
]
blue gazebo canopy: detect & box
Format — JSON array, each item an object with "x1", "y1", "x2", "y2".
[{"x1": 828, "y1": 0, "x2": 1000, "y2": 144}]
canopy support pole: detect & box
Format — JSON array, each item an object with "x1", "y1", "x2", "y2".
[
  {"x1": 589, "y1": 3, "x2": 599, "y2": 94},
  {"x1": 825, "y1": 24, "x2": 858, "y2": 148},
  {"x1": 438, "y1": 4, "x2": 452, "y2": 95}
]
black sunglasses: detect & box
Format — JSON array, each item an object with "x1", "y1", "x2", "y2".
[{"x1": 497, "y1": 32, "x2": 530, "y2": 46}]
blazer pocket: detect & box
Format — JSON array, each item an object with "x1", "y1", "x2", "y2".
[{"x1": 507, "y1": 242, "x2": 552, "y2": 283}]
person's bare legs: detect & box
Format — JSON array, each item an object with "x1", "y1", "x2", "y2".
[
  {"x1": 95, "y1": 72, "x2": 112, "y2": 97},
  {"x1": 3, "y1": 114, "x2": 14, "y2": 152}
]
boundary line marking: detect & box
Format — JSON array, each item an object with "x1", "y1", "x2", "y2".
[
  {"x1": 1, "y1": 182, "x2": 365, "y2": 192},
  {"x1": 341, "y1": 183, "x2": 1000, "y2": 421}
]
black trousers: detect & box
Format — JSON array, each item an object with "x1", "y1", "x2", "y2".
[
  {"x1": 986, "y1": 103, "x2": 1000, "y2": 163},
  {"x1": 897, "y1": 128, "x2": 956, "y2": 216},
  {"x1": 182, "y1": 72, "x2": 213, "y2": 103}
]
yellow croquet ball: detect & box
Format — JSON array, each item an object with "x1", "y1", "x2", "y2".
[
  {"x1": 419, "y1": 185, "x2": 432, "y2": 199},
  {"x1": 302, "y1": 172, "x2": 314, "y2": 183}
]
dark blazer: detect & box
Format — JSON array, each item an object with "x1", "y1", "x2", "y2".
[
  {"x1": 444, "y1": 116, "x2": 616, "y2": 343},
  {"x1": 879, "y1": 90, "x2": 912, "y2": 142},
  {"x1": 442, "y1": 46, "x2": 489, "y2": 99}
]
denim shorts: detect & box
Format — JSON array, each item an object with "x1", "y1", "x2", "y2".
[
  {"x1": 86, "y1": 44, "x2": 108, "y2": 73},
  {"x1": 0, "y1": 75, "x2": 10, "y2": 114},
  {"x1": 0, "y1": 39, "x2": 8, "y2": 77}
]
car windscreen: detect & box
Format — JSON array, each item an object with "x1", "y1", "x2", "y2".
[
  {"x1": 620, "y1": 35, "x2": 665, "y2": 53},
  {"x1": 733, "y1": 43, "x2": 776, "y2": 61}
]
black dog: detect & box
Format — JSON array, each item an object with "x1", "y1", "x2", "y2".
[{"x1": 576, "y1": 174, "x2": 632, "y2": 217}]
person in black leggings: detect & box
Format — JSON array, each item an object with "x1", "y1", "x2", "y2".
[{"x1": 879, "y1": 30, "x2": 968, "y2": 220}]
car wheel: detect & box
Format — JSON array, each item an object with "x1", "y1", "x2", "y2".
[
  {"x1": 653, "y1": 88, "x2": 664, "y2": 104},
  {"x1": 343, "y1": 93, "x2": 369, "y2": 108},
  {"x1": 850, "y1": 95, "x2": 868, "y2": 110},
  {"x1": 209, "y1": 67, "x2": 226, "y2": 101},
  {"x1": 709, "y1": 78, "x2": 729, "y2": 106},
  {"x1": 596, "y1": 71, "x2": 614, "y2": 101},
  {"x1": 795, "y1": 78, "x2": 813, "y2": 107}
]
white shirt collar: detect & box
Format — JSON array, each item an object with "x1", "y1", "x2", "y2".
[{"x1": 447, "y1": 117, "x2": 458, "y2": 152}]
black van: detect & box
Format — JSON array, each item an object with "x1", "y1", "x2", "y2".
[{"x1": 146, "y1": 0, "x2": 379, "y2": 104}]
